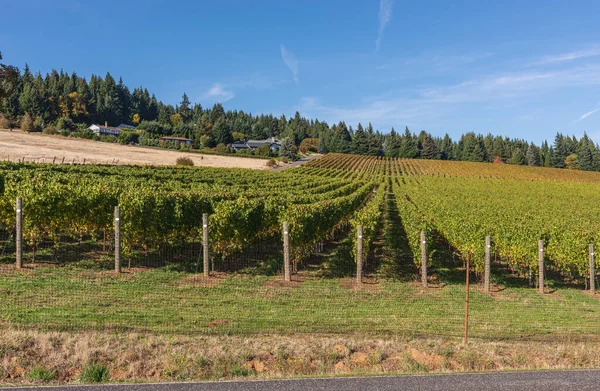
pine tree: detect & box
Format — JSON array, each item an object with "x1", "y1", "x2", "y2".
[
  {"x1": 351, "y1": 123, "x2": 368, "y2": 154},
  {"x1": 398, "y1": 127, "x2": 418, "y2": 158},
  {"x1": 178, "y1": 93, "x2": 192, "y2": 124},
  {"x1": 280, "y1": 137, "x2": 297, "y2": 160},
  {"x1": 385, "y1": 128, "x2": 401, "y2": 157},
  {"x1": 439, "y1": 134, "x2": 454, "y2": 160},
  {"x1": 509, "y1": 148, "x2": 526, "y2": 165},
  {"x1": 526, "y1": 143, "x2": 540, "y2": 166},
  {"x1": 421, "y1": 133, "x2": 440, "y2": 160},
  {"x1": 552, "y1": 133, "x2": 567, "y2": 168},
  {"x1": 459, "y1": 133, "x2": 485, "y2": 162},
  {"x1": 213, "y1": 118, "x2": 232, "y2": 145}
]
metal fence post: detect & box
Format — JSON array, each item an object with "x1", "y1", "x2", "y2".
[
  {"x1": 538, "y1": 240, "x2": 544, "y2": 294},
  {"x1": 484, "y1": 236, "x2": 491, "y2": 294},
  {"x1": 283, "y1": 221, "x2": 290, "y2": 282},
  {"x1": 203, "y1": 213, "x2": 209, "y2": 277},
  {"x1": 420, "y1": 231, "x2": 427, "y2": 288},
  {"x1": 114, "y1": 206, "x2": 121, "y2": 273},
  {"x1": 356, "y1": 225, "x2": 363, "y2": 285},
  {"x1": 16, "y1": 197, "x2": 22, "y2": 270}
]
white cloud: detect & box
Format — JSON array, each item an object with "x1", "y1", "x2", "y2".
[
  {"x1": 203, "y1": 83, "x2": 234, "y2": 102},
  {"x1": 534, "y1": 46, "x2": 600, "y2": 65},
  {"x1": 375, "y1": 0, "x2": 394, "y2": 52},
  {"x1": 573, "y1": 107, "x2": 600, "y2": 123},
  {"x1": 296, "y1": 63, "x2": 600, "y2": 129},
  {"x1": 280, "y1": 44, "x2": 299, "y2": 84}
]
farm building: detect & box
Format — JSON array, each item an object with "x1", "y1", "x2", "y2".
[
  {"x1": 89, "y1": 122, "x2": 122, "y2": 136},
  {"x1": 159, "y1": 136, "x2": 193, "y2": 145},
  {"x1": 232, "y1": 137, "x2": 281, "y2": 152},
  {"x1": 230, "y1": 142, "x2": 251, "y2": 151}
]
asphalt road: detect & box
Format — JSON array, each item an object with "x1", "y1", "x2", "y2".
[
  {"x1": 4, "y1": 370, "x2": 600, "y2": 391},
  {"x1": 272, "y1": 154, "x2": 320, "y2": 172}
]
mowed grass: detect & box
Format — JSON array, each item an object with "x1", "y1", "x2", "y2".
[{"x1": 1, "y1": 266, "x2": 599, "y2": 340}]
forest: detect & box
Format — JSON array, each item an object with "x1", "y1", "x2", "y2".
[{"x1": 0, "y1": 51, "x2": 599, "y2": 170}]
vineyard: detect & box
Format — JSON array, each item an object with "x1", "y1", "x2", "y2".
[{"x1": 2, "y1": 154, "x2": 600, "y2": 340}]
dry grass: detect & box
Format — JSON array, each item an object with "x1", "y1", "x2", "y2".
[
  {"x1": 2, "y1": 329, "x2": 600, "y2": 385},
  {"x1": 0, "y1": 130, "x2": 270, "y2": 169}
]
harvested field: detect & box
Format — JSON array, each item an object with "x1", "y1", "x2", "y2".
[{"x1": 0, "y1": 130, "x2": 271, "y2": 169}]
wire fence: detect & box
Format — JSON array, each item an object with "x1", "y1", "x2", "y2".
[{"x1": 2, "y1": 203, "x2": 600, "y2": 342}]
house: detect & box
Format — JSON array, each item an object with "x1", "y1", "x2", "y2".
[
  {"x1": 245, "y1": 137, "x2": 282, "y2": 152},
  {"x1": 159, "y1": 136, "x2": 193, "y2": 146},
  {"x1": 230, "y1": 142, "x2": 251, "y2": 152},
  {"x1": 118, "y1": 124, "x2": 136, "y2": 130},
  {"x1": 89, "y1": 122, "x2": 122, "y2": 136}
]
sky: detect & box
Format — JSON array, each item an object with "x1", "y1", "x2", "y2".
[{"x1": 2, "y1": 0, "x2": 600, "y2": 143}]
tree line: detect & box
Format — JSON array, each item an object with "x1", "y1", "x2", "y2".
[{"x1": 0, "y1": 52, "x2": 598, "y2": 170}]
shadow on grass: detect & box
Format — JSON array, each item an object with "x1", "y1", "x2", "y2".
[{"x1": 378, "y1": 188, "x2": 418, "y2": 280}]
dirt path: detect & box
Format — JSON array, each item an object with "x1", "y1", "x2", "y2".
[{"x1": 0, "y1": 130, "x2": 271, "y2": 169}]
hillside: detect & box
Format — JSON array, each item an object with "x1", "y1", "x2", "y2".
[{"x1": 0, "y1": 129, "x2": 271, "y2": 169}]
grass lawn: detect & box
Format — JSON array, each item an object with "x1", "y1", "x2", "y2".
[{"x1": 1, "y1": 264, "x2": 599, "y2": 340}]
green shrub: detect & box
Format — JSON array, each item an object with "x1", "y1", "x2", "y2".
[
  {"x1": 176, "y1": 156, "x2": 194, "y2": 166},
  {"x1": 20, "y1": 113, "x2": 34, "y2": 132},
  {"x1": 216, "y1": 143, "x2": 232, "y2": 154},
  {"x1": 71, "y1": 130, "x2": 95, "y2": 140},
  {"x1": 266, "y1": 159, "x2": 278, "y2": 168},
  {"x1": 43, "y1": 125, "x2": 57, "y2": 135},
  {"x1": 99, "y1": 135, "x2": 117, "y2": 143},
  {"x1": 56, "y1": 117, "x2": 76, "y2": 131},
  {"x1": 27, "y1": 366, "x2": 55, "y2": 382},
  {"x1": 0, "y1": 114, "x2": 12, "y2": 129},
  {"x1": 80, "y1": 362, "x2": 109, "y2": 383},
  {"x1": 33, "y1": 116, "x2": 43, "y2": 132},
  {"x1": 59, "y1": 129, "x2": 71, "y2": 137},
  {"x1": 118, "y1": 131, "x2": 139, "y2": 145},
  {"x1": 256, "y1": 144, "x2": 272, "y2": 157}
]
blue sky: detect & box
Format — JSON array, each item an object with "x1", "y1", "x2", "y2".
[{"x1": 2, "y1": 0, "x2": 600, "y2": 143}]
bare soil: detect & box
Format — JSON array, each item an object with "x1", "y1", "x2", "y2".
[{"x1": 0, "y1": 130, "x2": 271, "y2": 169}]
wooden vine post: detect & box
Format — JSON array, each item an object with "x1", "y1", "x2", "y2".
[
  {"x1": 283, "y1": 221, "x2": 290, "y2": 282},
  {"x1": 538, "y1": 240, "x2": 544, "y2": 294},
  {"x1": 420, "y1": 231, "x2": 427, "y2": 288},
  {"x1": 202, "y1": 213, "x2": 210, "y2": 277},
  {"x1": 15, "y1": 197, "x2": 23, "y2": 270},
  {"x1": 114, "y1": 206, "x2": 121, "y2": 273},
  {"x1": 484, "y1": 236, "x2": 491, "y2": 294},
  {"x1": 463, "y1": 251, "x2": 470, "y2": 345},
  {"x1": 356, "y1": 225, "x2": 363, "y2": 285},
  {"x1": 590, "y1": 244, "x2": 595, "y2": 294}
]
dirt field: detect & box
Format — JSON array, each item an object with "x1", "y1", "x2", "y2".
[{"x1": 0, "y1": 130, "x2": 271, "y2": 169}]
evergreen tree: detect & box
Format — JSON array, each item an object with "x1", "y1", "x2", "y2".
[
  {"x1": 213, "y1": 118, "x2": 232, "y2": 145},
  {"x1": 552, "y1": 133, "x2": 568, "y2": 168},
  {"x1": 280, "y1": 137, "x2": 297, "y2": 160},
  {"x1": 509, "y1": 148, "x2": 526, "y2": 165},
  {"x1": 178, "y1": 93, "x2": 192, "y2": 123},
  {"x1": 398, "y1": 127, "x2": 418, "y2": 158},
  {"x1": 365, "y1": 123, "x2": 381, "y2": 155},
  {"x1": 439, "y1": 134, "x2": 454, "y2": 160},
  {"x1": 526, "y1": 143, "x2": 540, "y2": 166},
  {"x1": 421, "y1": 133, "x2": 440, "y2": 160},
  {"x1": 459, "y1": 133, "x2": 485, "y2": 162},
  {"x1": 385, "y1": 127, "x2": 401, "y2": 157},
  {"x1": 351, "y1": 123, "x2": 368, "y2": 154}
]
